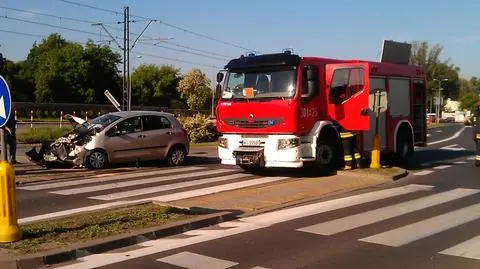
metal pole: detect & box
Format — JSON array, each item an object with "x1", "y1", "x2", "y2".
[
  {"x1": 126, "y1": 6, "x2": 131, "y2": 111},
  {"x1": 0, "y1": 129, "x2": 6, "y2": 162},
  {"x1": 211, "y1": 91, "x2": 215, "y2": 118},
  {"x1": 436, "y1": 87, "x2": 441, "y2": 124},
  {"x1": 123, "y1": 7, "x2": 127, "y2": 111}
]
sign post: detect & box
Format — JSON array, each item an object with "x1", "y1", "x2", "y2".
[{"x1": 0, "y1": 75, "x2": 21, "y2": 242}]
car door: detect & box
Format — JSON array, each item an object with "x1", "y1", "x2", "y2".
[
  {"x1": 141, "y1": 115, "x2": 172, "y2": 160},
  {"x1": 103, "y1": 116, "x2": 145, "y2": 163}
]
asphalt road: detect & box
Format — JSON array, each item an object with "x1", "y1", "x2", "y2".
[{"x1": 48, "y1": 123, "x2": 480, "y2": 269}]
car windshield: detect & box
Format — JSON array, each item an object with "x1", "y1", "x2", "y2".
[
  {"x1": 222, "y1": 69, "x2": 297, "y2": 99},
  {"x1": 90, "y1": 114, "x2": 121, "y2": 131}
]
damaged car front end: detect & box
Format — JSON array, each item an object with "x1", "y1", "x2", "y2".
[{"x1": 26, "y1": 114, "x2": 118, "y2": 168}]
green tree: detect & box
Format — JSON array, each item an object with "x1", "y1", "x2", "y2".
[
  {"x1": 178, "y1": 68, "x2": 212, "y2": 110},
  {"x1": 21, "y1": 34, "x2": 121, "y2": 103},
  {"x1": 409, "y1": 41, "x2": 460, "y2": 102},
  {"x1": 459, "y1": 78, "x2": 480, "y2": 111},
  {"x1": 131, "y1": 64, "x2": 182, "y2": 107}
]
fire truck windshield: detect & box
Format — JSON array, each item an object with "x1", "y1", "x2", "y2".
[{"x1": 222, "y1": 69, "x2": 296, "y2": 100}]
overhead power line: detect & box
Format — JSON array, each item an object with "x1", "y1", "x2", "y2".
[
  {"x1": 138, "y1": 41, "x2": 227, "y2": 61},
  {"x1": 0, "y1": 15, "x2": 112, "y2": 37},
  {"x1": 57, "y1": 0, "x2": 258, "y2": 52},
  {"x1": 0, "y1": 29, "x2": 45, "y2": 38},
  {"x1": 0, "y1": 6, "x2": 235, "y2": 59},
  {"x1": 0, "y1": 6, "x2": 96, "y2": 24},
  {"x1": 131, "y1": 50, "x2": 222, "y2": 69}
]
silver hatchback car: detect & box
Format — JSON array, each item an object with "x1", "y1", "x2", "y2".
[{"x1": 80, "y1": 111, "x2": 190, "y2": 169}]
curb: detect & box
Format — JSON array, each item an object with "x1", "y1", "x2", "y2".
[
  {"x1": 1, "y1": 211, "x2": 237, "y2": 269},
  {"x1": 337, "y1": 167, "x2": 408, "y2": 181}
]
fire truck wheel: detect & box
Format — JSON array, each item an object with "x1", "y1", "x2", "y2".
[
  {"x1": 396, "y1": 131, "x2": 413, "y2": 162},
  {"x1": 315, "y1": 135, "x2": 341, "y2": 174}
]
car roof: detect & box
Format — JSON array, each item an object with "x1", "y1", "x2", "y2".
[{"x1": 107, "y1": 110, "x2": 175, "y2": 118}]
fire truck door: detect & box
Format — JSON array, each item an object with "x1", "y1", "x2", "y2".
[{"x1": 326, "y1": 63, "x2": 370, "y2": 131}]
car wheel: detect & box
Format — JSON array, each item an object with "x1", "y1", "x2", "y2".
[
  {"x1": 167, "y1": 147, "x2": 186, "y2": 166},
  {"x1": 86, "y1": 150, "x2": 108, "y2": 169}
]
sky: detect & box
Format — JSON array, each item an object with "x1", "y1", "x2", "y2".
[{"x1": 0, "y1": 0, "x2": 479, "y2": 83}]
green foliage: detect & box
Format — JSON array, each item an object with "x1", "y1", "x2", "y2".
[
  {"x1": 459, "y1": 81, "x2": 480, "y2": 112},
  {"x1": 131, "y1": 64, "x2": 182, "y2": 107},
  {"x1": 178, "y1": 114, "x2": 218, "y2": 143},
  {"x1": 18, "y1": 34, "x2": 121, "y2": 104},
  {"x1": 17, "y1": 127, "x2": 72, "y2": 143},
  {"x1": 410, "y1": 41, "x2": 460, "y2": 101},
  {"x1": 178, "y1": 68, "x2": 212, "y2": 110}
]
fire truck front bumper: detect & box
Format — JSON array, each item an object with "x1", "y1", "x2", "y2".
[{"x1": 218, "y1": 134, "x2": 304, "y2": 168}]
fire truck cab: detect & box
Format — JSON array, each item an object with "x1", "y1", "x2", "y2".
[{"x1": 215, "y1": 51, "x2": 426, "y2": 173}]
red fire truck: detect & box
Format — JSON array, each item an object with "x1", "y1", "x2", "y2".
[{"x1": 215, "y1": 51, "x2": 426, "y2": 172}]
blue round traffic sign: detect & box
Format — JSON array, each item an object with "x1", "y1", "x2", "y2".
[{"x1": 0, "y1": 75, "x2": 12, "y2": 128}]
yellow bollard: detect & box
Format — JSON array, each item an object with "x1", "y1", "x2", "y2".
[
  {"x1": 370, "y1": 134, "x2": 381, "y2": 169},
  {"x1": 0, "y1": 161, "x2": 22, "y2": 242}
]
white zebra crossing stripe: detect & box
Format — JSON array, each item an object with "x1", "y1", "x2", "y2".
[
  {"x1": 157, "y1": 252, "x2": 238, "y2": 269},
  {"x1": 412, "y1": 170, "x2": 434, "y2": 176},
  {"x1": 19, "y1": 166, "x2": 206, "y2": 191},
  {"x1": 89, "y1": 173, "x2": 253, "y2": 201},
  {"x1": 359, "y1": 203, "x2": 480, "y2": 247},
  {"x1": 241, "y1": 184, "x2": 434, "y2": 226},
  {"x1": 297, "y1": 188, "x2": 480, "y2": 236},
  {"x1": 439, "y1": 235, "x2": 480, "y2": 260},
  {"x1": 434, "y1": 165, "x2": 452, "y2": 170},
  {"x1": 151, "y1": 177, "x2": 289, "y2": 202},
  {"x1": 50, "y1": 169, "x2": 234, "y2": 195},
  {"x1": 52, "y1": 184, "x2": 435, "y2": 269}
]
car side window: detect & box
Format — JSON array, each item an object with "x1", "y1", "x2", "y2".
[
  {"x1": 107, "y1": 117, "x2": 142, "y2": 136},
  {"x1": 143, "y1": 116, "x2": 172, "y2": 131}
]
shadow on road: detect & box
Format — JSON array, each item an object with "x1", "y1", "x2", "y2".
[{"x1": 382, "y1": 149, "x2": 476, "y2": 171}]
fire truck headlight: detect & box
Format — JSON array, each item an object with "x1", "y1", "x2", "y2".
[
  {"x1": 218, "y1": 137, "x2": 229, "y2": 149},
  {"x1": 278, "y1": 138, "x2": 300, "y2": 150}
]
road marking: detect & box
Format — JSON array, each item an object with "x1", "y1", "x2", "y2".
[
  {"x1": 412, "y1": 170, "x2": 434, "y2": 176},
  {"x1": 428, "y1": 126, "x2": 466, "y2": 145},
  {"x1": 19, "y1": 166, "x2": 206, "y2": 191},
  {"x1": 151, "y1": 177, "x2": 289, "y2": 202},
  {"x1": 435, "y1": 130, "x2": 443, "y2": 133},
  {"x1": 157, "y1": 252, "x2": 238, "y2": 269},
  {"x1": 89, "y1": 173, "x2": 252, "y2": 201},
  {"x1": 434, "y1": 165, "x2": 452, "y2": 170},
  {"x1": 440, "y1": 144, "x2": 466, "y2": 151},
  {"x1": 297, "y1": 188, "x2": 479, "y2": 235},
  {"x1": 439, "y1": 235, "x2": 480, "y2": 260},
  {"x1": 50, "y1": 169, "x2": 234, "y2": 195},
  {"x1": 426, "y1": 134, "x2": 431, "y2": 137},
  {"x1": 359, "y1": 203, "x2": 480, "y2": 247},
  {"x1": 54, "y1": 185, "x2": 434, "y2": 269},
  {"x1": 454, "y1": 161, "x2": 467, "y2": 164}
]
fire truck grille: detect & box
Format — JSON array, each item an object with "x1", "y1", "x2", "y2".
[{"x1": 224, "y1": 118, "x2": 283, "y2": 128}]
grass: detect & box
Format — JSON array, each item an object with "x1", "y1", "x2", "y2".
[
  {"x1": 1, "y1": 204, "x2": 198, "y2": 255},
  {"x1": 191, "y1": 141, "x2": 218, "y2": 148},
  {"x1": 16, "y1": 127, "x2": 72, "y2": 144},
  {"x1": 427, "y1": 122, "x2": 444, "y2": 129}
]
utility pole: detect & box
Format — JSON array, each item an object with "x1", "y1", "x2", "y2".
[{"x1": 93, "y1": 6, "x2": 159, "y2": 111}]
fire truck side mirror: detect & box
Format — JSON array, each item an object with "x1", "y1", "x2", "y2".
[
  {"x1": 215, "y1": 84, "x2": 222, "y2": 100},
  {"x1": 216, "y1": 72, "x2": 224, "y2": 83},
  {"x1": 302, "y1": 65, "x2": 319, "y2": 99}
]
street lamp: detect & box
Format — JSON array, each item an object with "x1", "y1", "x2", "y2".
[{"x1": 433, "y1": 78, "x2": 448, "y2": 123}]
